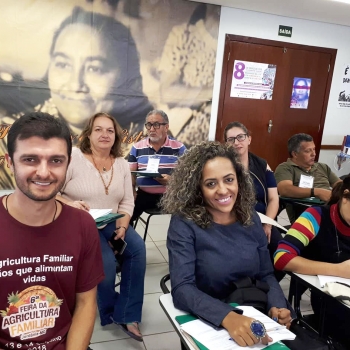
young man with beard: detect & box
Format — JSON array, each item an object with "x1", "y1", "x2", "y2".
[
  {"x1": 128, "y1": 110, "x2": 186, "y2": 225},
  {"x1": 0, "y1": 112, "x2": 104, "y2": 350}
]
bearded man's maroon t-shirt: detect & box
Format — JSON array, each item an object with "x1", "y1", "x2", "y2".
[{"x1": 0, "y1": 200, "x2": 104, "y2": 349}]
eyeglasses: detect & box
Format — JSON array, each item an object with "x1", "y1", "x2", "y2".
[
  {"x1": 145, "y1": 122, "x2": 168, "y2": 130},
  {"x1": 226, "y1": 134, "x2": 247, "y2": 143}
]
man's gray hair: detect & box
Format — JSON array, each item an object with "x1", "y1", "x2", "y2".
[
  {"x1": 288, "y1": 133, "x2": 313, "y2": 157},
  {"x1": 146, "y1": 110, "x2": 169, "y2": 124}
]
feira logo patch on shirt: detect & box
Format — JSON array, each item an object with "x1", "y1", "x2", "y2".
[{"x1": 1, "y1": 286, "x2": 62, "y2": 340}]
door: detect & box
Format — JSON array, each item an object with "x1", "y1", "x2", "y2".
[{"x1": 216, "y1": 35, "x2": 336, "y2": 170}]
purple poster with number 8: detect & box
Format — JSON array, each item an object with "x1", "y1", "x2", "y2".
[
  {"x1": 230, "y1": 60, "x2": 276, "y2": 100},
  {"x1": 234, "y1": 62, "x2": 246, "y2": 79}
]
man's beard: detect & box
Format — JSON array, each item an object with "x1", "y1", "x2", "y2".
[
  {"x1": 149, "y1": 134, "x2": 163, "y2": 143},
  {"x1": 14, "y1": 172, "x2": 66, "y2": 202}
]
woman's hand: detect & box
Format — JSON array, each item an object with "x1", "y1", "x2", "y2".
[
  {"x1": 268, "y1": 307, "x2": 292, "y2": 329},
  {"x1": 66, "y1": 200, "x2": 90, "y2": 211},
  {"x1": 262, "y1": 224, "x2": 272, "y2": 243},
  {"x1": 114, "y1": 226, "x2": 126, "y2": 241},
  {"x1": 221, "y1": 312, "x2": 272, "y2": 347},
  {"x1": 155, "y1": 174, "x2": 170, "y2": 186}
]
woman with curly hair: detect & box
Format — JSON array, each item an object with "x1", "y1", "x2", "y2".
[{"x1": 161, "y1": 141, "x2": 292, "y2": 347}]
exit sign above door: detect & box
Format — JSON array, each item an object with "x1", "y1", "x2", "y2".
[{"x1": 278, "y1": 25, "x2": 292, "y2": 37}]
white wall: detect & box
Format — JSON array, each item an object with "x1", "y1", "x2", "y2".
[{"x1": 210, "y1": 7, "x2": 350, "y2": 175}]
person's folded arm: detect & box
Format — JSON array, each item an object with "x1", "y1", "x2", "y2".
[
  {"x1": 265, "y1": 165, "x2": 279, "y2": 219},
  {"x1": 277, "y1": 180, "x2": 331, "y2": 201},
  {"x1": 272, "y1": 206, "x2": 350, "y2": 277},
  {"x1": 281, "y1": 255, "x2": 350, "y2": 277},
  {"x1": 167, "y1": 216, "x2": 242, "y2": 327},
  {"x1": 274, "y1": 207, "x2": 319, "y2": 272},
  {"x1": 66, "y1": 287, "x2": 97, "y2": 350},
  {"x1": 116, "y1": 160, "x2": 135, "y2": 223},
  {"x1": 114, "y1": 212, "x2": 131, "y2": 240},
  {"x1": 266, "y1": 187, "x2": 279, "y2": 220},
  {"x1": 277, "y1": 180, "x2": 313, "y2": 198}
]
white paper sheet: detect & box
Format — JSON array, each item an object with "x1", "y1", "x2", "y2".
[
  {"x1": 181, "y1": 306, "x2": 295, "y2": 350},
  {"x1": 257, "y1": 212, "x2": 288, "y2": 232},
  {"x1": 318, "y1": 275, "x2": 350, "y2": 288},
  {"x1": 89, "y1": 209, "x2": 112, "y2": 220}
]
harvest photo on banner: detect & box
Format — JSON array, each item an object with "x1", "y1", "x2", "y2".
[{"x1": 0, "y1": 0, "x2": 220, "y2": 189}]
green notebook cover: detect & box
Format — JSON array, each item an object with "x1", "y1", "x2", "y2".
[
  {"x1": 131, "y1": 170, "x2": 162, "y2": 178},
  {"x1": 280, "y1": 196, "x2": 324, "y2": 205},
  {"x1": 175, "y1": 305, "x2": 290, "y2": 350},
  {"x1": 95, "y1": 213, "x2": 124, "y2": 227}
]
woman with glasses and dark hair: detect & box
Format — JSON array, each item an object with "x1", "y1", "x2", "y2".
[
  {"x1": 57, "y1": 113, "x2": 146, "y2": 342},
  {"x1": 224, "y1": 122, "x2": 284, "y2": 281}
]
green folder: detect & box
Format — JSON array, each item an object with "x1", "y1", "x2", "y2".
[
  {"x1": 95, "y1": 213, "x2": 124, "y2": 227},
  {"x1": 175, "y1": 304, "x2": 290, "y2": 350},
  {"x1": 280, "y1": 196, "x2": 325, "y2": 205},
  {"x1": 131, "y1": 170, "x2": 163, "y2": 178}
]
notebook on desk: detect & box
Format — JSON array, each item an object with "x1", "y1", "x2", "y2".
[
  {"x1": 131, "y1": 170, "x2": 163, "y2": 178},
  {"x1": 175, "y1": 305, "x2": 292, "y2": 350},
  {"x1": 280, "y1": 196, "x2": 325, "y2": 205}
]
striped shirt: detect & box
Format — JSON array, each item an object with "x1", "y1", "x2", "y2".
[
  {"x1": 128, "y1": 136, "x2": 186, "y2": 194},
  {"x1": 274, "y1": 204, "x2": 350, "y2": 270}
]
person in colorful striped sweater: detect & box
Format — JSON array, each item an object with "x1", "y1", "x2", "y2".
[{"x1": 274, "y1": 177, "x2": 350, "y2": 348}]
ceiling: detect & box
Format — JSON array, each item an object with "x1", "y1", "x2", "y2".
[{"x1": 190, "y1": 0, "x2": 350, "y2": 27}]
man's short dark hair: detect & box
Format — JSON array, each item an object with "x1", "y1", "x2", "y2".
[
  {"x1": 288, "y1": 133, "x2": 313, "y2": 157},
  {"x1": 7, "y1": 112, "x2": 72, "y2": 159}
]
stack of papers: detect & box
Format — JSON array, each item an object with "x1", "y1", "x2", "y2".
[
  {"x1": 318, "y1": 275, "x2": 350, "y2": 288},
  {"x1": 89, "y1": 209, "x2": 112, "y2": 220},
  {"x1": 180, "y1": 306, "x2": 295, "y2": 350}
]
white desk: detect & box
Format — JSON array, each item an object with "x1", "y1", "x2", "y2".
[
  {"x1": 292, "y1": 272, "x2": 350, "y2": 308},
  {"x1": 159, "y1": 293, "x2": 197, "y2": 350},
  {"x1": 289, "y1": 272, "x2": 350, "y2": 339},
  {"x1": 293, "y1": 273, "x2": 322, "y2": 291}
]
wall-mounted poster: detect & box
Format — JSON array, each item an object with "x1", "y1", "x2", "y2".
[
  {"x1": 337, "y1": 64, "x2": 350, "y2": 108},
  {"x1": 0, "y1": 0, "x2": 220, "y2": 189},
  {"x1": 290, "y1": 77, "x2": 311, "y2": 109},
  {"x1": 230, "y1": 61, "x2": 277, "y2": 100}
]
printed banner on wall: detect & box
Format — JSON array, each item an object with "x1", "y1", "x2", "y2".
[
  {"x1": 290, "y1": 77, "x2": 311, "y2": 109},
  {"x1": 230, "y1": 61, "x2": 276, "y2": 100},
  {"x1": 0, "y1": 0, "x2": 220, "y2": 189},
  {"x1": 337, "y1": 64, "x2": 350, "y2": 108}
]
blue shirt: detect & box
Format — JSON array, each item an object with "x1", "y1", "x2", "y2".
[
  {"x1": 252, "y1": 169, "x2": 277, "y2": 214},
  {"x1": 167, "y1": 212, "x2": 288, "y2": 327},
  {"x1": 128, "y1": 136, "x2": 186, "y2": 193}
]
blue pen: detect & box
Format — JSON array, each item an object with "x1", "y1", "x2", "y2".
[{"x1": 266, "y1": 325, "x2": 286, "y2": 332}]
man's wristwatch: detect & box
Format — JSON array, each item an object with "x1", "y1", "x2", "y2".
[{"x1": 311, "y1": 188, "x2": 315, "y2": 197}]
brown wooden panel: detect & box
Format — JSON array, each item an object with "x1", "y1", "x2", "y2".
[{"x1": 216, "y1": 35, "x2": 337, "y2": 170}]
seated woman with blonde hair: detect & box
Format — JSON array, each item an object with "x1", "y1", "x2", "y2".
[
  {"x1": 161, "y1": 141, "x2": 293, "y2": 347},
  {"x1": 57, "y1": 112, "x2": 146, "y2": 342}
]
